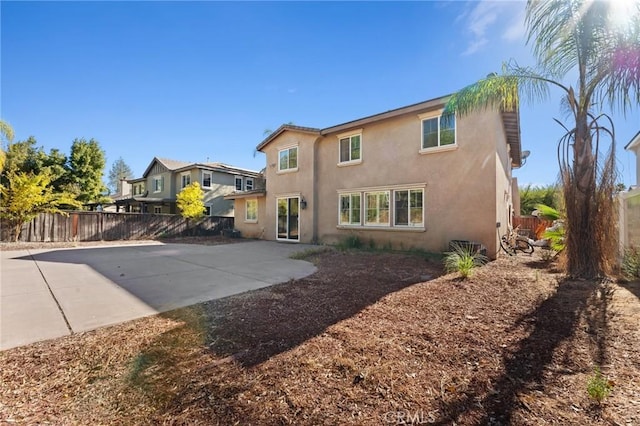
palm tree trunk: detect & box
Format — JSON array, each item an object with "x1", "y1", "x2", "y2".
[{"x1": 565, "y1": 112, "x2": 599, "y2": 278}]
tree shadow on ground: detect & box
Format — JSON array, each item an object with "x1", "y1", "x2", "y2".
[
  {"x1": 433, "y1": 277, "x2": 611, "y2": 425},
  {"x1": 122, "y1": 251, "x2": 441, "y2": 420}
]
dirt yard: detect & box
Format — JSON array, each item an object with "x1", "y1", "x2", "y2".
[{"x1": 1, "y1": 244, "x2": 639, "y2": 425}]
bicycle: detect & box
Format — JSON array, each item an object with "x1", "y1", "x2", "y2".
[{"x1": 499, "y1": 225, "x2": 534, "y2": 256}]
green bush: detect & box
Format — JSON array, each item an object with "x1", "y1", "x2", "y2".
[
  {"x1": 337, "y1": 235, "x2": 363, "y2": 250},
  {"x1": 622, "y1": 247, "x2": 640, "y2": 280},
  {"x1": 443, "y1": 243, "x2": 488, "y2": 279},
  {"x1": 587, "y1": 366, "x2": 613, "y2": 403}
]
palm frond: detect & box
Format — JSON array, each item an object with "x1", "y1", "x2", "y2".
[{"x1": 445, "y1": 62, "x2": 559, "y2": 116}]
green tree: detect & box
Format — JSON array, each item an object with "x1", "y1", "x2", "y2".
[
  {"x1": 107, "y1": 157, "x2": 134, "y2": 195},
  {"x1": 176, "y1": 182, "x2": 205, "y2": 220},
  {"x1": 519, "y1": 184, "x2": 560, "y2": 215},
  {"x1": 68, "y1": 138, "x2": 108, "y2": 205},
  {"x1": 0, "y1": 119, "x2": 14, "y2": 171},
  {"x1": 0, "y1": 171, "x2": 82, "y2": 241},
  {"x1": 446, "y1": 0, "x2": 639, "y2": 278}
]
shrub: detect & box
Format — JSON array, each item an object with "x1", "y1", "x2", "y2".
[
  {"x1": 337, "y1": 235, "x2": 363, "y2": 250},
  {"x1": 587, "y1": 366, "x2": 613, "y2": 403},
  {"x1": 443, "y1": 243, "x2": 488, "y2": 279},
  {"x1": 621, "y1": 247, "x2": 640, "y2": 280}
]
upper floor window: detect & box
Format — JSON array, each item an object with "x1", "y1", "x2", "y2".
[
  {"x1": 245, "y1": 178, "x2": 254, "y2": 191},
  {"x1": 181, "y1": 172, "x2": 191, "y2": 189},
  {"x1": 235, "y1": 176, "x2": 243, "y2": 191},
  {"x1": 339, "y1": 134, "x2": 361, "y2": 164},
  {"x1": 202, "y1": 171, "x2": 212, "y2": 188},
  {"x1": 421, "y1": 112, "x2": 456, "y2": 150},
  {"x1": 204, "y1": 205, "x2": 212, "y2": 216},
  {"x1": 152, "y1": 176, "x2": 163, "y2": 193},
  {"x1": 278, "y1": 146, "x2": 298, "y2": 172},
  {"x1": 133, "y1": 185, "x2": 138, "y2": 196}
]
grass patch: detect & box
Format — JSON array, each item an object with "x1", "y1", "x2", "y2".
[
  {"x1": 443, "y1": 242, "x2": 488, "y2": 279},
  {"x1": 290, "y1": 246, "x2": 334, "y2": 260}
]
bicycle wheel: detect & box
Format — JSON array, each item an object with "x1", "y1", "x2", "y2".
[
  {"x1": 515, "y1": 239, "x2": 534, "y2": 255},
  {"x1": 500, "y1": 235, "x2": 516, "y2": 256}
]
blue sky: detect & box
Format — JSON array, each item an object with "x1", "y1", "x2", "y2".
[{"x1": 2, "y1": 1, "x2": 638, "y2": 189}]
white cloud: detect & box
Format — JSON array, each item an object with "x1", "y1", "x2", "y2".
[
  {"x1": 460, "y1": 0, "x2": 526, "y2": 56},
  {"x1": 501, "y1": 5, "x2": 526, "y2": 42}
]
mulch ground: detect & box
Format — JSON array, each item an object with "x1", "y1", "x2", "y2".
[{"x1": 1, "y1": 245, "x2": 639, "y2": 425}]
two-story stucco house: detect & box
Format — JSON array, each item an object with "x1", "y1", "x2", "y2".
[
  {"x1": 117, "y1": 157, "x2": 261, "y2": 216},
  {"x1": 620, "y1": 131, "x2": 640, "y2": 249},
  {"x1": 226, "y1": 95, "x2": 523, "y2": 257}
]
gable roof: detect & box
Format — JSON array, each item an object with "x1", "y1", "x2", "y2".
[
  {"x1": 140, "y1": 157, "x2": 260, "y2": 179},
  {"x1": 256, "y1": 124, "x2": 321, "y2": 152},
  {"x1": 625, "y1": 130, "x2": 640, "y2": 151},
  {"x1": 255, "y1": 95, "x2": 522, "y2": 167}
]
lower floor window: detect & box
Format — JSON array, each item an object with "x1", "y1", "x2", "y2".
[
  {"x1": 204, "y1": 205, "x2": 212, "y2": 216},
  {"x1": 154, "y1": 206, "x2": 162, "y2": 214},
  {"x1": 246, "y1": 199, "x2": 258, "y2": 221},
  {"x1": 339, "y1": 193, "x2": 361, "y2": 225},
  {"x1": 338, "y1": 186, "x2": 424, "y2": 229},
  {"x1": 394, "y1": 189, "x2": 423, "y2": 226},
  {"x1": 365, "y1": 191, "x2": 390, "y2": 225}
]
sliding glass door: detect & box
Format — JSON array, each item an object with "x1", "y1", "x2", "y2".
[{"x1": 277, "y1": 197, "x2": 299, "y2": 241}]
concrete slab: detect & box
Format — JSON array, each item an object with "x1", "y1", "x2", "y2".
[{"x1": 1, "y1": 240, "x2": 317, "y2": 350}]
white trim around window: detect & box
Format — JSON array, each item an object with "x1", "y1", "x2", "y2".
[
  {"x1": 152, "y1": 175, "x2": 163, "y2": 193},
  {"x1": 336, "y1": 184, "x2": 426, "y2": 231},
  {"x1": 180, "y1": 172, "x2": 191, "y2": 189},
  {"x1": 277, "y1": 145, "x2": 299, "y2": 173},
  {"x1": 204, "y1": 204, "x2": 212, "y2": 216},
  {"x1": 245, "y1": 198, "x2": 258, "y2": 223},
  {"x1": 418, "y1": 110, "x2": 457, "y2": 154},
  {"x1": 202, "y1": 171, "x2": 212, "y2": 188},
  {"x1": 337, "y1": 129, "x2": 363, "y2": 166},
  {"x1": 245, "y1": 177, "x2": 254, "y2": 191}
]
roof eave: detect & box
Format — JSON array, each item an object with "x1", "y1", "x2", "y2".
[
  {"x1": 256, "y1": 125, "x2": 321, "y2": 152},
  {"x1": 625, "y1": 130, "x2": 640, "y2": 151},
  {"x1": 501, "y1": 109, "x2": 522, "y2": 168}
]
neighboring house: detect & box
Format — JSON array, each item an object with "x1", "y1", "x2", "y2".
[
  {"x1": 620, "y1": 131, "x2": 640, "y2": 249},
  {"x1": 226, "y1": 95, "x2": 524, "y2": 257},
  {"x1": 117, "y1": 157, "x2": 261, "y2": 216}
]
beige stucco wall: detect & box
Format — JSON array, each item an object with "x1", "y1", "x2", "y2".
[
  {"x1": 256, "y1": 107, "x2": 515, "y2": 257},
  {"x1": 260, "y1": 131, "x2": 320, "y2": 242},
  {"x1": 314, "y1": 108, "x2": 503, "y2": 255},
  {"x1": 232, "y1": 196, "x2": 267, "y2": 239}
]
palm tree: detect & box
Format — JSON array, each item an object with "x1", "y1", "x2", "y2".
[{"x1": 446, "y1": 0, "x2": 640, "y2": 278}]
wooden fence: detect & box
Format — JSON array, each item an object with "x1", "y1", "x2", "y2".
[
  {"x1": 513, "y1": 215, "x2": 552, "y2": 239},
  {"x1": 1, "y1": 212, "x2": 234, "y2": 242}
]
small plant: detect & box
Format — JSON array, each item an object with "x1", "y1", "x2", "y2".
[
  {"x1": 621, "y1": 246, "x2": 640, "y2": 280},
  {"x1": 443, "y1": 243, "x2": 488, "y2": 279},
  {"x1": 289, "y1": 246, "x2": 333, "y2": 260},
  {"x1": 587, "y1": 366, "x2": 614, "y2": 403},
  {"x1": 337, "y1": 235, "x2": 363, "y2": 250}
]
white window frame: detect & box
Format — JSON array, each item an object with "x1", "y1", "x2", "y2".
[
  {"x1": 245, "y1": 177, "x2": 254, "y2": 191},
  {"x1": 180, "y1": 172, "x2": 191, "y2": 189},
  {"x1": 202, "y1": 171, "x2": 212, "y2": 188},
  {"x1": 234, "y1": 176, "x2": 243, "y2": 191},
  {"x1": 245, "y1": 199, "x2": 258, "y2": 223},
  {"x1": 277, "y1": 146, "x2": 298, "y2": 173},
  {"x1": 337, "y1": 130, "x2": 363, "y2": 166},
  {"x1": 204, "y1": 204, "x2": 212, "y2": 216},
  {"x1": 153, "y1": 206, "x2": 162, "y2": 214},
  {"x1": 276, "y1": 195, "x2": 300, "y2": 242},
  {"x1": 152, "y1": 175, "x2": 163, "y2": 193},
  {"x1": 419, "y1": 111, "x2": 457, "y2": 154},
  {"x1": 364, "y1": 191, "x2": 390, "y2": 227},
  {"x1": 338, "y1": 193, "x2": 361, "y2": 226},
  {"x1": 393, "y1": 188, "x2": 424, "y2": 227}
]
